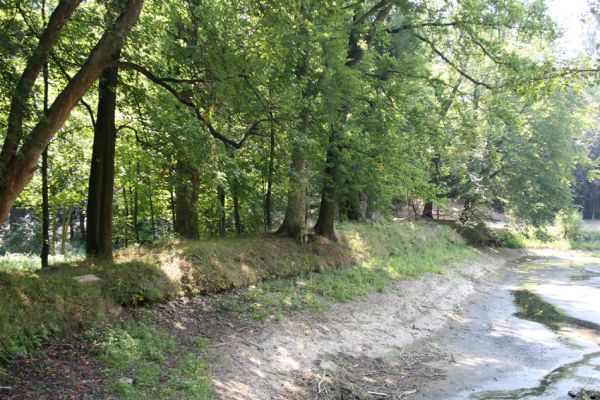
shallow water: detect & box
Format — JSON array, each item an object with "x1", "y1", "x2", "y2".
[{"x1": 417, "y1": 257, "x2": 600, "y2": 399}]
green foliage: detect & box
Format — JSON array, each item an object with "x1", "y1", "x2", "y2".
[
  {"x1": 557, "y1": 209, "x2": 583, "y2": 240},
  {"x1": 222, "y1": 221, "x2": 477, "y2": 319},
  {"x1": 99, "y1": 262, "x2": 176, "y2": 306},
  {"x1": 1, "y1": 0, "x2": 599, "y2": 372},
  {"x1": 91, "y1": 322, "x2": 176, "y2": 368},
  {"x1": 89, "y1": 321, "x2": 214, "y2": 399},
  {"x1": 490, "y1": 229, "x2": 526, "y2": 249},
  {"x1": 491, "y1": 223, "x2": 600, "y2": 251},
  {"x1": 0, "y1": 271, "x2": 110, "y2": 362}
]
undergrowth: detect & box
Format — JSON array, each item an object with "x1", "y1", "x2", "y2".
[
  {"x1": 0, "y1": 261, "x2": 174, "y2": 362},
  {"x1": 490, "y1": 226, "x2": 600, "y2": 251},
  {"x1": 0, "y1": 220, "x2": 477, "y2": 361},
  {"x1": 220, "y1": 222, "x2": 478, "y2": 320},
  {"x1": 88, "y1": 321, "x2": 214, "y2": 399}
]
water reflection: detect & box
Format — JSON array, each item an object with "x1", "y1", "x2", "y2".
[{"x1": 512, "y1": 289, "x2": 600, "y2": 333}]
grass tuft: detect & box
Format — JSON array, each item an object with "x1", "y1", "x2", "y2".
[
  {"x1": 221, "y1": 221, "x2": 478, "y2": 319},
  {"x1": 89, "y1": 321, "x2": 215, "y2": 399}
]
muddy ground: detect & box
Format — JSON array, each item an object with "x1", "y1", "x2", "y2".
[{"x1": 1, "y1": 248, "x2": 523, "y2": 399}]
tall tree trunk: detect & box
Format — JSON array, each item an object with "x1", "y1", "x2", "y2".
[
  {"x1": 170, "y1": 185, "x2": 176, "y2": 231},
  {"x1": 79, "y1": 209, "x2": 85, "y2": 240},
  {"x1": 50, "y1": 213, "x2": 58, "y2": 256},
  {"x1": 277, "y1": 49, "x2": 311, "y2": 238},
  {"x1": 422, "y1": 201, "x2": 434, "y2": 219},
  {"x1": 69, "y1": 213, "x2": 75, "y2": 240},
  {"x1": 233, "y1": 181, "x2": 241, "y2": 235},
  {"x1": 132, "y1": 185, "x2": 139, "y2": 242},
  {"x1": 149, "y1": 186, "x2": 156, "y2": 241},
  {"x1": 41, "y1": 147, "x2": 50, "y2": 267},
  {"x1": 86, "y1": 49, "x2": 121, "y2": 259},
  {"x1": 347, "y1": 190, "x2": 368, "y2": 221},
  {"x1": 277, "y1": 108, "x2": 309, "y2": 238},
  {"x1": 218, "y1": 186, "x2": 226, "y2": 237},
  {"x1": 174, "y1": 161, "x2": 200, "y2": 239},
  {"x1": 313, "y1": 5, "x2": 391, "y2": 238},
  {"x1": 41, "y1": 50, "x2": 50, "y2": 268},
  {"x1": 459, "y1": 199, "x2": 473, "y2": 224},
  {"x1": 314, "y1": 127, "x2": 341, "y2": 241},
  {"x1": 0, "y1": 0, "x2": 144, "y2": 226},
  {"x1": 265, "y1": 125, "x2": 275, "y2": 230},
  {"x1": 122, "y1": 187, "x2": 129, "y2": 246},
  {"x1": 60, "y1": 207, "x2": 72, "y2": 255}
]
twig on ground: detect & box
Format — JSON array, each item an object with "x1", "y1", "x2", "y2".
[
  {"x1": 367, "y1": 391, "x2": 388, "y2": 397},
  {"x1": 317, "y1": 375, "x2": 325, "y2": 393}
]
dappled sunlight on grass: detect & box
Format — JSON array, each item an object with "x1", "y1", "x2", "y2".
[
  {"x1": 0, "y1": 220, "x2": 476, "y2": 361},
  {"x1": 221, "y1": 222, "x2": 478, "y2": 318},
  {"x1": 89, "y1": 322, "x2": 215, "y2": 399},
  {"x1": 491, "y1": 225, "x2": 600, "y2": 251}
]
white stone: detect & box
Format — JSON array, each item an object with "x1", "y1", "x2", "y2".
[{"x1": 72, "y1": 274, "x2": 102, "y2": 283}]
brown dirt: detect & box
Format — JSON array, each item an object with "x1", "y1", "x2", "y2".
[{"x1": 0, "y1": 339, "x2": 108, "y2": 400}]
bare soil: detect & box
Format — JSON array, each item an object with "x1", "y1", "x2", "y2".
[{"x1": 203, "y1": 248, "x2": 521, "y2": 399}]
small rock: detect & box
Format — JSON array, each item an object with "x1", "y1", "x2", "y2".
[
  {"x1": 73, "y1": 274, "x2": 102, "y2": 283},
  {"x1": 109, "y1": 305, "x2": 123, "y2": 317},
  {"x1": 118, "y1": 377, "x2": 133, "y2": 385},
  {"x1": 167, "y1": 300, "x2": 178, "y2": 310},
  {"x1": 319, "y1": 360, "x2": 338, "y2": 372}
]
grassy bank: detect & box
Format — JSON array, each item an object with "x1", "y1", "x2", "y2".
[
  {"x1": 0, "y1": 221, "x2": 476, "y2": 362},
  {"x1": 221, "y1": 222, "x2": 478, "y2": 319},
  {"x1": 489, "y1": 226, "x2": 600, "y2": 251}
]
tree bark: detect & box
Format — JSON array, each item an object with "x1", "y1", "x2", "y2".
[
  {"x1": 277, "y1": 108, "x2": 309, "y2": 238},
  {"x1": 60, "y1": 207, "x2": 72, "y2": 255},
  {"x1": 174, "y1": 161, "x2": 200, "y2": 239},
  {"x1": 218, "y1": 186, "x2": 226, "y2": 237},
  {"x1": 79, "y1": 209, "x2": 85, "y2": 240},
  {"x1": 422, "y1": 201, "x2": 434, "y2": 219},
  {"x1": 86, "y1": 48, "x2": 121, "y2": 259},
  {"x1": 1, "y1": 0, "x2": 83, "y2": 166},
  {"x1": 347, "y1": 191, "x2": 368, "y2": 221},
  {"x1": 122, "y1": 187, "x2": 129, "y2": 246},
  {"x1": 149, "y1": 185, "x2": 156, "y2": 241},
  {"x1": 313, "y1": 5, "x2": 391, "y2": 240},
  {"x1": 132, "y1": 185, "x2": 139, "y2": 242},
  {"x1": 41, "y1": 147, "x2": 50, "y2": 267},
  {"x1": 170, "y1": 185, "x2": 176, "y2": 231},
  {"x1": 0, "y1": 0, "x2": 144, "y2": 226},
  {"x1": 314, "y1": 127, "x2": 342, "y2": 241},
  {"x1": 233, "y1": 181, "x2": 242, "y2": 235},
  {"x1": 41, "y1": 48, "x2": 50, "y2": 268},
  {"x1": 265, "y1": 125, "x2": 275, "y2": 230},
  {"x1": 50, "y1": 213, "x2": 58, "y2": 256}
]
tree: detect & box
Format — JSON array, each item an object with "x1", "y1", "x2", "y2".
[{"x1": 0, "y1": 0, "x2": 144, "y2": 225}]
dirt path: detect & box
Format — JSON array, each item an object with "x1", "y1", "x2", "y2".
[{"x1": 198, "y1": 248, "x2": 522, "y2": 399}]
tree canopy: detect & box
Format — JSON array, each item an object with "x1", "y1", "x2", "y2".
[{"x1": 1, "y1": 0, "x2": 598, "y2": 258}]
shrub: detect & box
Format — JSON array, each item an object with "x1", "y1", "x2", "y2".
[
  {"x1": 99, "y1": 262, "x2": 176, "y2": 306},
  {"x1": 557, "y1": 209, "x2": 582, "y2": 240}
]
